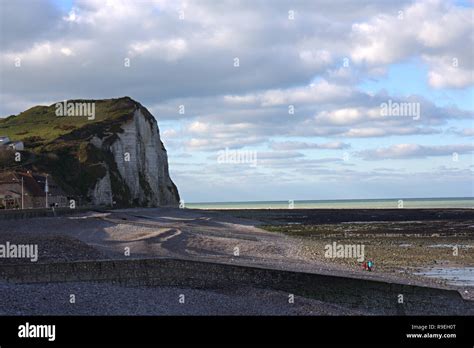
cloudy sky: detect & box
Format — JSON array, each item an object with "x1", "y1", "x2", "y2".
[{"x1": 0, "y1": 0, "x2": 473, "y2": 202}]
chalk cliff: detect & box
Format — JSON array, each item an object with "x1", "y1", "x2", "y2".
[
  {"x1": 88, "y1": 103, "x2": 179, "y2": 206},
  {"x1": 0, "y1": 97, "x2": 180, "y2": 207}
]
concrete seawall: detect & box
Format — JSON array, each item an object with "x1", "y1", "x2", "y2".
[
  {"x1": 0, "y1": 207, "x2": 104, "y2": 220},
  {"x1": 0, "y1": 258, "x2": 472, "y2": 315}
]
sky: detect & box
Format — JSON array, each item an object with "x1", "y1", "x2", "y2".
[{"x1": 0, "y1": 0, "x2": 473, "y2": 202}]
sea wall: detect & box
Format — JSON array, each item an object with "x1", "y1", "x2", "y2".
[
  {"x1": 0, "y1": 258, "x2": 471, "y2": 315},
  {"x1": 0, "y1": 207, "x2": 104, "y2": 221}
]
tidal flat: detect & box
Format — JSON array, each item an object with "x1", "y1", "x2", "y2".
[{"x1": 261, "y1": 220, "x2": 474, "y2": 288}]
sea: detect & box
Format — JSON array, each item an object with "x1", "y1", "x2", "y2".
[{"x1": 186, "y1": 197, "x2": 474, "y2": 209}]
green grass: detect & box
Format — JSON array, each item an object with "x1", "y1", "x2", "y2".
[{"x1": 0, "y1": 97, "x2": 136, "y2": 148}]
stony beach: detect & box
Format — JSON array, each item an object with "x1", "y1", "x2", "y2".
[
  {"x1": 0, "y1": 207, "x2": 473, "y2": 315},
  {"x1": 0, "y1": 281, "x2": 364, "y2": 316}
]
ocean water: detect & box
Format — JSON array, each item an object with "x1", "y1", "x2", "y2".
[
  {"x1": 415, "y1": 267, "x2": 474, "y2": 286},
  {"x1": 186, "y1": 197, "x2": 474, "y2": 209}
]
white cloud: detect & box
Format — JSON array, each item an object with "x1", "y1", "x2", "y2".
[
  {"x1": 270, "y1": 141, "x2": 350, "y2": 151},
  {"x1": 299, "y1": 49, "x2": 332, "y2": 69},
  {"x1": 359, "y1": 143, "x2": 474, "y2": 160},
  {"x1": 223, "y1": 80, "x2": 353, "y2": 107},
  {"x1": 349, "y1": 0, "x2": 473, "y2": 88},
  {"x1": 459, "y1": 128, "x2": 474, "y2": 137},
  {"x1": 60, "y1": 47, "x2": 74, "y2": 56},
  {"x1": 425, "y1": 55, "x2": 474, "y2": 89},
  {"x1": 316, "y1": 108, "x2": 367, "y2": 126},
  {"x1": 128, "y1": 39, "x2": 188, "y2": 61}
]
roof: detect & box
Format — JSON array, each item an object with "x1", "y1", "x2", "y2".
[
  {"x1": 0, "y1": 186, "x2": 21, "y2": 197},
  {"x1": 0, "y1": 171, "x2": 17, "y2": 182}
]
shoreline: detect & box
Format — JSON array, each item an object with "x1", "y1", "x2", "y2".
[
  {"x1": 184, "y1": 197, "x2": 474, "y2": 210},
  {"x1": 187, "y1": 206, "x2": 474, "y2": 210}
]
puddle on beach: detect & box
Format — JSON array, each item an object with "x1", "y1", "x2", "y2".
[
  {"x1": 415, "y1": 267, "x2": 474, "y2": 286},
  {"x1": 427, "y1": 244, "x2": 473, "y2": 249}
]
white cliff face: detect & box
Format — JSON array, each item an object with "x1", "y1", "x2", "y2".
[
  {"x1": 90, "y1": 172, "x2": 113, "y2": 206},
  {"x1": 89, "y1": 106, "x2": 179, "y2": 207}
]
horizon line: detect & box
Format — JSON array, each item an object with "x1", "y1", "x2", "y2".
[{"x1": 186, "y1": 196, "x2": 474, "y2": 204}]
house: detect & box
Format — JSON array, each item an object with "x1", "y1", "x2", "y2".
[
  {"x1": 0, "y1": 171, "x2": 68, "y2": 209},
  {"x1": 8, "y1": 141, "x2": 24, "y2": 151},
  {"x1": 0, "y1": 186, "x2": 21, "y2": 209},
  {"x1": 0, "y1": 135, "x2": 24, "y2": 151}
]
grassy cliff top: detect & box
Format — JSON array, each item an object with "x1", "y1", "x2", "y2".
[
  {"x1": 0, "y1": 97, "x2": 150, "y2": 203},
  {"x1": 0, "y1": 97, "x2": 137, "y2": 149}
]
